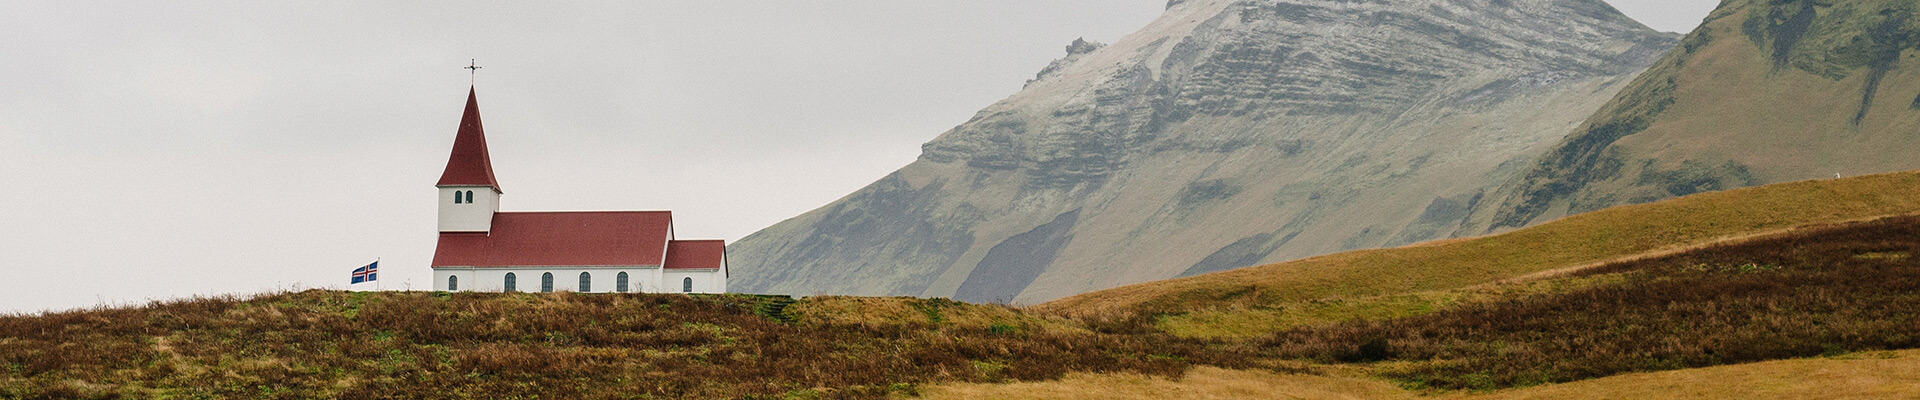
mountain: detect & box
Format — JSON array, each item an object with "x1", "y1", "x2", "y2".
[
  {"x1": 730, "y1": 0, "x2": 1677, "y2": 303},
  {"x1": 731, "y1": 0, "x2": 1676, "y2": 303},
  {"x1": 1464, "y1": 0, "x2": 1920, "y2": 232}
]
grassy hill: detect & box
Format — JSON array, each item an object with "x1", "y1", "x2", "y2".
[
  {"x1": 13, "y1": 174, "x2": 1920, "y2": 398},
  {"x1": 1039, "y1": 171, "x2": 1920, "y2": 337},
  {"x1": 0, "y1": 292, "x2": 1245, "y2": 399},
  {"x1": 930, "y1": 212, "x2": 1920, "y2": 397}
]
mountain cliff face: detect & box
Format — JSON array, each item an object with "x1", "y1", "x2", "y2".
[
  {"x1": 1465, "y1": 0, "x2": 1920, "y2": 232},
  {"x1": 732, "y1": 0, "x2": 1676, "y2": 303}
]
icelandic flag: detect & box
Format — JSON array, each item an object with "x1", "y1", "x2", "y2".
[{"x1": 351, "y1": 261, "x2": 379, "y2": 284}]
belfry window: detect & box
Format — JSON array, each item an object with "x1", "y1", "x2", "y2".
[
  {"x1": 541, "y1": 272, "x2": 554, "y2": 293},
  {"x1": 448, "y1": 275, "x2": 458, "y2": 291},
  {"x1": 464, "y1": 190, "x2": 475, "y2": 204},
  {"x1": 504, "y1": 273, "x2": 517, "y2": 292},
  {"x1": 454, "y1": 192, "x2": 464, "y2": 204},
  {"x1": 683, "y1": 277, "x2": 693, "y2": 293},
  {"x1": 579, "y1": 272, "x2": 592, "y2": 292},
  {"x1": 616, "y1": 272, "x2": 630, "y2": 293}
]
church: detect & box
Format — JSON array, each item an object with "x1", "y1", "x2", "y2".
[{"x1": 429, "y1": 87, "x2": 728, "y2": 294}]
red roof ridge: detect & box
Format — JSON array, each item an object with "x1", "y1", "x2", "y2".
[
  {"x1": 431, "y1": 211, "x2": 675, "y2": 267},
  {"x1": 664, "y1": 239, "x2": 727, "y2": 270},
  {"x1": 435, "y1": 86, "x2": 502, "y2": 191}
]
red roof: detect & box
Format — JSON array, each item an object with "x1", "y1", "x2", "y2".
[
  {"x1": 431, "y1": 211, "x2": 672, "y2": 267},
  {"x1": 436, "y1": 87, "x2": 502, "y2": 191},
  {"x1": 664, "y1": 240, "x2": 727, "y2": 270}
]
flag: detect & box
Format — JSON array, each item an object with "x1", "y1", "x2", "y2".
[{"x1": 352, "y1": 261, "x2": 379, "y2": 284}]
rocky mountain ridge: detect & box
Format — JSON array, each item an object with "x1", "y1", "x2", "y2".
[{"x1": 732, "y1": 0, "x2": 1678, "y2": 303}]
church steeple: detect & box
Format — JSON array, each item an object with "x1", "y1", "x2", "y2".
[
  {"x1": 436, "y1": 87, "x2": 501, "y2": 192},
  {"x1": 437, "y1": 87, "x2": 503, "y2": 233}
]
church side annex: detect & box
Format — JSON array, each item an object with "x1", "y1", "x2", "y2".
[{"x1": 429, "y1": 87, "x2": 728, "y2": 294}]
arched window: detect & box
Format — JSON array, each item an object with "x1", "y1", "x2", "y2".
[
  {"x1": 465, "y1": 190, "x2": 475, "y2": 203},
  {"x1": 503, "y1": 273, "x2": 517, "y2": 292},
  {"x1": 683, "y1": 277, "x2": 693, "y2": 293},
  {"x1": 454, "y1": 191, "x2": 464, "y2": 204},
  {"x1": 448, "y1": 275, "x2": 458, "y2": 291},
  {"x1": 541, "y1": 272, "x2": 554, "y2": 293},
  {"x1": 616, "y1": 272, "x2": 630, "y2": 293},
  {"x1": 579, "y1": 272, "x2": 592, "y2": 292}
]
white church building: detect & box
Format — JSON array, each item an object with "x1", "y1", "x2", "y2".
[{"x1": 430, "y1": 87, "x2": 728, "y2": 294}]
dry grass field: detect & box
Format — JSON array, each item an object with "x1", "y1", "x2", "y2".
[
  {"x1": 920, "y1": 350, "x2": 1920, "y2": 400},
  {"x1": 919, "y1": 366, "x2": 1410, "y2": 400}
]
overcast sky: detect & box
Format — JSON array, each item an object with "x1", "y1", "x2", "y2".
[{"x1": 0, "y1": 1, "x2": 1715, "y2": 313}]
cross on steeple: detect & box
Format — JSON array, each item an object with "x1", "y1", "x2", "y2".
[{"x1": 465, "y1": 59, "x2": 482, "y2": 84}]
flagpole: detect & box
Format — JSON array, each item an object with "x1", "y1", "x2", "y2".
[{"x1": 376, "y1": 257, "x2": 382, "y2": 292}]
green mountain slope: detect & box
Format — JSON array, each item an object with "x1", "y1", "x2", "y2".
[{"x1": 1466, "y1": 0, "x2": 1920, "y2": 232}]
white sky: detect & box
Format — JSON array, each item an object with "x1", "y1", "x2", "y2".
[{"x1": 0, "y1": 1, "x2": 1715, "y2": 313}]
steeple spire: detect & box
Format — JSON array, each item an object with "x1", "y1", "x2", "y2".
[
  {"x1": 465, "y1": 59, "x2": 481, "y2": 84},
  {"x1": 436, "y1": 87, "x2": 502, "y2": 192}
]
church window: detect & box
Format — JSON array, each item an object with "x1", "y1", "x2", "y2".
[
  {"x1": 579, "y1": 272, "x2": 592, "y2": 292},
  {"x1": 504, "y1": 273, "x2": 517, "y2": 292},
  {"x1": 683, "y1": 277, "x2": 693, "y2": 293},
  {"x1": 464, "y1": 190, "x2": 475, "y2": 204},
  {"x1": 454, "y1": 192, "x2": 463, "y2": 204},
  {"x1": 541, "y1": 272, "x2": 554, "y2": 293},
  {"x1": 448, "y1": 275, "x2": 458, "y2": 291},
  {"x1": 616, "y1": 272, "x2": 630, "y2": 293}
]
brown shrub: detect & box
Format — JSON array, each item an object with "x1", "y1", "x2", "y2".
[
  {"x1": 1265, "y1": 216, "x2": 1920, "y2": 390},
  {"x1": 0, "y1": 290, "x2": 1245, "y2": 399}
]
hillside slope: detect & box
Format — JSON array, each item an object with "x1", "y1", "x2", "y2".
[
  {"x1": 1264, "y1": 214, "x2": 1920, "y2": 389},
  {"x1": 0, "y1": 292, "x2": 1236, "y2": 399},
  {"x1": 960, "y1": 191, "x2": 1920, "y2": 396},
  {"x1": 1041, "y1": 170, "x2": 1920, "y2": 317},
  {"x1": 732, "y1": 0, "x2": 1675, "y2": 303},
  {"x1": 1466, "y1": 0, "x2": 1920, "y2": 232}
]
